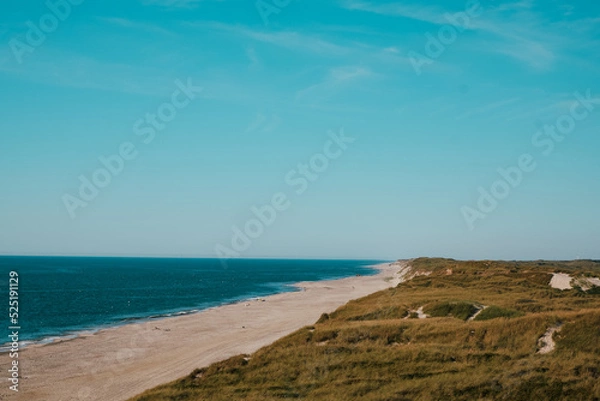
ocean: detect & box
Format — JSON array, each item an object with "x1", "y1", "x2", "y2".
[{"x1": 0, "y1": 257, "x2": 383, "y2": 347}]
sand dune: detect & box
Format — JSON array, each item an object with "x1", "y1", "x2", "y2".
[
  {"x1": 3, "y1": 262, "x2": 407, "y2": 401},
  {"x1": 550, "y1": 273, "x2": 573, "y2": 290}
]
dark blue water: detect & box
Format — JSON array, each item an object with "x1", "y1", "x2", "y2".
[{"x1": 0, "y1": 257, "x2": 382, "y2": 345}]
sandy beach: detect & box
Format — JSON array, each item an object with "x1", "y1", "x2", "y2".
[{"x1": 3, "y1": 262, "x2": 406, "y2": 401}]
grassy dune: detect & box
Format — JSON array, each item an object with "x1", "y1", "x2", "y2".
[{"x1": 129, "y1": 258, "x2": 600, "y2": 401}]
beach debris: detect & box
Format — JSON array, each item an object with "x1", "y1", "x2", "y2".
[
  {"x1": 537, "y1": 324, "x2": 563, "y2": 354},
  {"x1": 153, "y1": 326, "x2": 170, "y2": 332}
]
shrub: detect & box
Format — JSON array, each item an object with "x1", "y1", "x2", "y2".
[
  {"x1": 474, "y1": 306, "x2": 524, "y2": 321},
  {"x1": 347, "y1": 306, "x2": 408, "y2": 321},
  {"x1": 425, "y1": 301, "x2": 479, "y2": 321}
]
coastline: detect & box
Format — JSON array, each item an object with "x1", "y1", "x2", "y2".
[
  {"x1": 1, "y1": 260, "x2": 385, "y2": 352},
  {"x1": 2, "y1": 261, "x2": 407, "y2": 401}
]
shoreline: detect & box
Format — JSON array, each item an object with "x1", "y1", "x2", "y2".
[
  {"x1": 2, "y1": 261, "x2": 407, "y2": 401},
  {"x1": 2, "y1": 262, "x2": 387, "y2": 353}
]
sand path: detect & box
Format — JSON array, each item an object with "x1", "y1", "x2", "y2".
[
  {"x1": 537, "y1": 324, "x2": 563, "y2": 354},
  {"x1": 467, "y1": 305, "x2": 488, "y2": 321}
]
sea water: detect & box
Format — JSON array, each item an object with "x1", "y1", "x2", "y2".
[{"x1": 0, "y1": 257, "x2": 383, "y2": 347}]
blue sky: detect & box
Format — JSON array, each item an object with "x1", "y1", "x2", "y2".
[{"x1": 0, "y1": 0, "x2": 599, "y2": 260}]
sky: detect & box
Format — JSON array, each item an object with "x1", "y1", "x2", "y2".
[{"x1": 0, "y1": 0, "x2": 599, "y2": 260}]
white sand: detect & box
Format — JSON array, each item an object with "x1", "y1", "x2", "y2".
[
  {"x1": 549, "y1": 273, "x2": 573, "y2": 290},
  {"x1": 549, "y1": 273, "x2": 600, "y2": 291},
  {"x1": 403, "y1": 305, "x2": 428, "y2": 319},
  {"x1": 2, "y1": 262, "x2": 408, "y2": 401},
  {"x1": 537, "y1": 324, "x2": 563, "y2": 354},
  {"x1": 572, "y1": 276, "x2": 600, "y2": 291},
  {"x1": 587, "y1": 277, "x2": 600, "y2": 287},
  {"x1": 416, "y1": 306, "x2": 428, "y2": 319}
]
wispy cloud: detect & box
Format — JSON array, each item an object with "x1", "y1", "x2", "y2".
[
  {"x1": 455, "y1": 97, "x2": 521, "y2": 120},
  {"x1": 98, "y1": 17, "x2": 176, "y2": 36},
  {"x1": 340, "y1": 0, "x2": 576, "y2": 70},
  {"x1": 246, "y1": 47, "x2": 261, "y2": 70},
  {"x1": 507, "y1": 94, "x2": 600, "y2": 121},
  {"x1": 184, "y1": 21, "x2": 416, "y2": 73},
  {"x1": 187, "y1": 21, "x2": 351, "y2": 55},
  {"x1": 296, "y1": 66, "x2": 373, "y2": 101},
  {"x1": 141, "y1": 0, "x2": 217, "y2": 8},
  {"x1": 494, "y1": 0, "x2": 535, "y2": 12},
  {"x1": 0, "y1": 44, "x2": 10, "y2": 68},
  {"x1": 244, "y1": 113, "x2": 281, "y2": 133},
  {"x1": 342, "y1": 0, "x2": 449, "y2": 25},
  {"x1": 490, "y1": 39, "x2": 556, "y2": 70},
  {"x1": 0, "y1": 49, "x2": 180, "y2": 96},
  {"x1": 245, "y1": 30, "x2": 350, "y2": 55}
]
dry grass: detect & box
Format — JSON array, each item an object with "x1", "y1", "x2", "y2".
[{"x1": 129, "y1": 258, "x2": 600, "y2": 401}]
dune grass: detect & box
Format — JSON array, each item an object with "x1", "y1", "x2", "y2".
[
  {"x1": 129, "y1": 258, "x2": 600, "y2": 401},
  {"x1": 474, "y1": 306, "x2": 524, "y2": 321},
  {"x1": 424, "y1": 301, "x2": 479, "y2": 320}
]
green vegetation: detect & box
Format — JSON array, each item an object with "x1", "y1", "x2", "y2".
[
  {"x1": 475, "y1": 306, "x2": 525, "y2": 321},
  {"x1": 424, "y1": 301, "x2": 478, "y2": 320},
  {"x1": 346, "y1": 305, "x2": 408, "y2": 321},
  {"x1": 130, "y1": 258, "x2": 600, "y2": 401}
]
